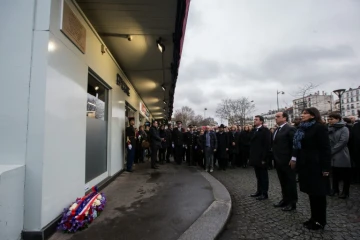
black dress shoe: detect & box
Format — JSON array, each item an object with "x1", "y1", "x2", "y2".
[
  {"x1": 339, "y1": 192, "x2": 349, "y2": 199},
  {"x1": 303, "y1": 219, "x2": 314, "y2": 227},
  {"x1": 329, "y1": 190, "x2": 339, "y2": 197},
  {"x1": 256, "y1": 194, "x2": 268, "y2": 200},
  {"x1": 250, "y1": 192, "x2": 261, "y2": 197},
  {"x1": 151, "y1": 166, "x2": 159, "y2": 169},
  {"x1": 305, "y1": 221, "x2": 325, "y2": 230},
  {"x1": 282, "y1": 204, "x2": 296, "y2": 211},
  {"x1": 126, "y1": 169, "x2": 133, "y2": 172},
  {"x1": 273, "y1": 200, "x2": 286, "y2": 208}
]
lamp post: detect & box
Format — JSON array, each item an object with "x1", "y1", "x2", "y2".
[
  {"x1": 277, "y1": 90, "x2": 285, "y2": 111},
  {"x1": 333, "y1": 89, "x2": 346, "y2": 116},
  {"x1": 204, "y1": 108, "x2": 207, "y2": 119}
]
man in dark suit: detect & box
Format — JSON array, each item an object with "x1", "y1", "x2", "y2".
[
  {"x1": 149, "y1": 120, "x2": 163, "y2": 169},
  {"x1": 272, "y1": 112, "x2": 298, "y2": 211},
  {"x1": 172, "y1": 120, "x2": 184, "y2": 165},
  {"x1": 249, "y1": 115, "x2": 272, "y2": 200}
]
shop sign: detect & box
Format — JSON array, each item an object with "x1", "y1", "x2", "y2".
[
  {"x1": 116, "y1": 74, "x2": 130, "y2": 96},
  {"x1": 140, "y1": 102, "x2": 150, "y2": 119}
]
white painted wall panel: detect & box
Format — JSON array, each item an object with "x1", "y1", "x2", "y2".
[
  {"x1": 41, "y1": 32, "x2": 88, "y2": 227},
  {"x1": 0, "y1": 0, "x2": 35, "y2": 165},
  {"x1": 0, "y1": 165, "x2": 25, "y2": 240}
]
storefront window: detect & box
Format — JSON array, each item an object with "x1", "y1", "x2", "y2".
[{"x1": 87, "y1": 73, "x2": 107, "y2": 121}]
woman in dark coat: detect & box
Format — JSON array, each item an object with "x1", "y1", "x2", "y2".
[{"x1": 291, "y1": 107, "x2": 331, "y2": 230}]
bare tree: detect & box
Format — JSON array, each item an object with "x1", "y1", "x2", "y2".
[
  {"x1": 215, "y1": 98, "x2": 255, "y2": 126},
  {"x1": 292, "y1": 82, "x2": 319, "y2": 110},
  {"x1": 173, "y1": 106, "x2": 195, "y2": 126},
  {"x1": 190, "y1": 114, "x2": 203, "y2": 126}
]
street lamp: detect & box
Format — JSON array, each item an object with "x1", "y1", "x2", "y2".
[
  {"x1": 333, "y1": 89, "x2": 346, "y2": 116},
  {"x1": 277, "y1": 90, "x2": 285, "y2": 111},
  {"x1": 204, "y1": 108, "x2": 207, "y2": 118}
]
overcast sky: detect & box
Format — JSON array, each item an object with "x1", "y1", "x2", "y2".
[{"x1": 174, "y1": 0, "x2": 360, "y2": 123}]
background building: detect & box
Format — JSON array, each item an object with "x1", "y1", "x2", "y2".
[
  {"x1": 341, "y1": 86, "x2": 360, "y2": 117},
  {"x1": 293, "y1": 91, "x2": 333, "y2": 117}
]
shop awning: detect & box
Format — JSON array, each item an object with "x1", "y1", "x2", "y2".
[{"x1": 76, "y1": 0, "x2": 190, "y2": 119}]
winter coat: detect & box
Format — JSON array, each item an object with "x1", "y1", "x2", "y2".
[
  {"x1": 293, "y1": 122, "x2": 331, "y2": 196},
  {"x1": 216, "y1": 132, "x2": 229, "y2": 159},
  {"x1": 249, "y1": 126, "x2": 271, "y2": 167},
  {"x1": 328, "y1": 122, "x2": 351, "y2": 168}
]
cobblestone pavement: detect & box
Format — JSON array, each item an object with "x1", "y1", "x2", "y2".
[{"x1": 212, "y1": 167, "x2": 360, "y2": 240}]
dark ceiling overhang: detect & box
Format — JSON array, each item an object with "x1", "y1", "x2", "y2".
[{"x1": 76, "y1": 0, "x2": 190, "y2": 120}]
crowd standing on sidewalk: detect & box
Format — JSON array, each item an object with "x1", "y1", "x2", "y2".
[{"x1": 125, "y1": 108, "x2": 360, "y2": 230}]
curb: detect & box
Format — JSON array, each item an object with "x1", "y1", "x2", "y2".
[{"x1": 178, "y1": 171, "x2": 232, "y2": 240}]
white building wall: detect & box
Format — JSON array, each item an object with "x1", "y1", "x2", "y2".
[
  {"x1": 35, "y1": 0, "x2": 152, "y2": 229},
  {"x1": 2, "y1": 0, "x2": 153, "y2": 232},
  {"x1": 0, "y1": 0, "x2": 36, "y2": 166}
]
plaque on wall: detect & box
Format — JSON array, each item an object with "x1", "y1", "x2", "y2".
[{"x1": 60, "y1": 0, "x2": 86, "y2": 53}]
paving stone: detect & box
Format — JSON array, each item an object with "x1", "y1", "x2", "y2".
[{"x1": 213, "y1": 167, "x2": 360, "y2": 240}]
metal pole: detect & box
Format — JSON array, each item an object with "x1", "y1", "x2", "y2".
[
  {"x1": 339, "y1": 94, "x2": 342, "y2": 116},
  {"x1": 277, "y1": 90, "x2": 279, "y2": 111}
]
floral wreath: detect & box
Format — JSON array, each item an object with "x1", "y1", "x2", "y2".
[{"x1": 57, "y1": 186, "x2": 106, "y2": 233}]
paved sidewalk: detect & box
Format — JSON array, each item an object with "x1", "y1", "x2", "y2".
[
  {"x1": 50, "y1": 163, "x2": 214, "y2": 240},
  {"x1": 213, "y1": 167, "x2": 360, "y2": 240}
]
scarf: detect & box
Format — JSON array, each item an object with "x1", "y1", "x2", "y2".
[{"x1": 293, "y1": 120, "x2": 316, "y2": 150}]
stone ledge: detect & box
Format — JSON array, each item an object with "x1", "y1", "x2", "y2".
[{"x1": 178, "y1": 171, "x2": 232, "y2": 240}]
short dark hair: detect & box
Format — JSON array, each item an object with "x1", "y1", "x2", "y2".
[
  {"x1": 303, "y1": 107, "x2": 323, "y2": 123},
  {"x1": 255, "y1": 115, "x2": 264, "y2": 123},
  {"x1": 343, "y1": 117, "x2": 351, "y2": 124},
  {"x1": 328, "y1": 112, "x2": 342, "y2": 120},
  {"x1": 281, "y1": 112, "x2": 289, "y2": 121}
]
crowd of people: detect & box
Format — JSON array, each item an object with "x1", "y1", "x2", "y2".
[{"x1": 125, "y1": 108, "x2": 360, "y2": 231}]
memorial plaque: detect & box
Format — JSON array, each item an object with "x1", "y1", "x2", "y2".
[{"x1": 61, "y1": 1, "x2": 86, "y2": 53}]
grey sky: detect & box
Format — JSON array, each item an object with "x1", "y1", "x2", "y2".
[{"x1": 174, "y1": 0, "x2": 360, "y2": 122}]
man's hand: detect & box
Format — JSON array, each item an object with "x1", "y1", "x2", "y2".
[
  {"x1": 232, "y1": 142, "x2": 235, "y2": 146},
  {"x1": 226, "y1": 148, "x2": 229, "y2": 151},
  {"x1": 214, "y1": 149, "x2": 217, "y2": 152},
  {"x1": 323, "y1": 172, "x2": 330, "y2": 177},
  {"x1": 261, "y1": 161, "x2": 266, "y2": 165},
  {"x1": 289, "y1": 160, "x2": 296, "y2": 170}
]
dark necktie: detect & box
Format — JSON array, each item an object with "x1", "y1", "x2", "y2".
[{"x1": 273, "y1": 127, "x2": 282, "y2": 140}]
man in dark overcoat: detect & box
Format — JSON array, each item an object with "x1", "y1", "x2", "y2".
[
  {"x1": 165, "y1": 124, "x2": 173, "y2": 163},
  {"x1": 272, "y1": 112, "x2": 297, "y2": 211},
  {"x1": 125, "y1": 117, "x2": 136, "y2": 172},
  {"x1": 149, "y1": 120, "x2": 163, "y2": 169},
  {"x1": 216, "y1": 124, "x2": 230, "y2": 170},
  {"x1": 172, "y1": 120, "x2": 185, "y2": 165},
  {"x1": 184, "y1": 125, "x2": 197, "y2": 166},
  {"x1": 249, "y1": 115, "x2": 272, "y2": 200}
]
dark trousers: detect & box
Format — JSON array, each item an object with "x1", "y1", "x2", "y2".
[
  {"x1": 241, "y1": 147, "x2": 249, "y2": 166},
  {"x1": 218, "y1": 158, "x2": 228, "y2": 170},
  {"x1": 159, "y1": 148, "x2": 166, "y2": 163},
  {"x1": 166, "y1": 147, "x2": 172, "y2": 162},
  {"x1": 254, "y1": 166, "x2": 269, "y2": 194},
  {"x1": 127, "y1": 146, "x2": 136, "y2": 171},
  {"x1": 186, "y1": 147, "x2": 195, "y2": 165},
  {"x1": 276, "y1": 164, "x2": 298, "y2": 204},
  {"x1": 309, "y1": 195, "x2": 327, "y2": 225},
  {"x1": 151, "y1": 145, "x2": 159, "y2": 167},
  {"x1": 332, "y1": 167, "x2": 351, "y2": 195},
  {"x1": 174, "y1": 145, "x2": 183, "y2": 164}
]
